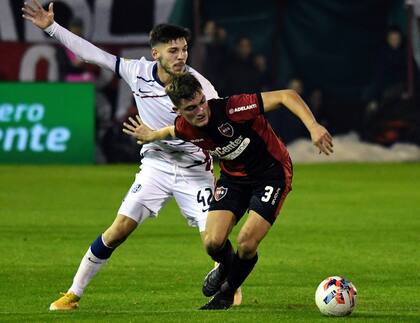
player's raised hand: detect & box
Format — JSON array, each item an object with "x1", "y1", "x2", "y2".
[
  {"x1": 22, "y1": 0, "x2": 54, "y2": 30},
  {"x1": 122, "y1": 115, "x2": 154, "y2": 144},
  {"x1": 309, "y1": 122, "x2": 334, "y2": 155}
]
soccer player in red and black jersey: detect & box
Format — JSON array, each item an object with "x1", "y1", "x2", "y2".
[{"x1": 123, "y1": 72, "x2": 333, "y2": 310}]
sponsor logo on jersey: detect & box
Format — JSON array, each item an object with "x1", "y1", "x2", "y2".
[
  {"x1": 131, "y1": 184, "x2": 142, "y2": 193},
  {"x1": 214, "y1": 186, "x2": 228, "y2": 201},
  {"x1": 228, "y1": 103, "x2": 257, "y2": 114},
  {"x1": 208, "y1": 135, "x2": 250, "y2": 160},
  {"x1": 138, "y1": 87, "x2": 152, "y2": 93},
  {"x1": 218, "y1": 123, "x2": 234, "y2": 137},
  {"x1": 191, "y1": 138, "x2": 205, "y2": 143}
]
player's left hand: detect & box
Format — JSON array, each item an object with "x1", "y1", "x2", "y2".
[
  {"x1": 309, "y1": 123, "x2": 334, "y2": 155},
  {"x1": 122, "y1": 115, "x2": 154, "y2": 144},
  {"x1": 22, "y1": 0, "x2": 55, "y2": 30}
]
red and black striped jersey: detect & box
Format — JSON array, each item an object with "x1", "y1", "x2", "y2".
[{"x1": 174, "y1": 93, "x2": 292, "y2": 177}]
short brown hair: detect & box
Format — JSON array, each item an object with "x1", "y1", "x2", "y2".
[{"x1": 165, "y1": 73, "x2": 203, "y2": 107}]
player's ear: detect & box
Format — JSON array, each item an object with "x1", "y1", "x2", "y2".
[{"x1": 151, "y1": 47, "x2": 159, "y2": 60}]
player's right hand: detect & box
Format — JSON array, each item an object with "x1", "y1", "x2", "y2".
[
  {"x1": 309, "y1": 122, "x2": 334, "y2": 156},
  {"x1": 122, "y1": 115, "x2": 154, "y2": 145},
  {"x1": 22, "y1": 0, "x2": 54, "y2": 30}
]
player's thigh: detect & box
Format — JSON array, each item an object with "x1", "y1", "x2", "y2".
[
  {"x1": 118, "y1": 166, "x2": 173, "y2": 224},
  {"x1": 209, "y1": 176, "x2": 252, "y2": 224},
  {"x1": 249, "y1": 177, "x2": 291, "y2": 225},
  {"x1": 173, "y1": 173, "x2": 214, "y2": 232}
]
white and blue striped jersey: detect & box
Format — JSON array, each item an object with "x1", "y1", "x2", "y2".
[{"x1": 116, "y1": 57, "x2": 218, "y2": 170}]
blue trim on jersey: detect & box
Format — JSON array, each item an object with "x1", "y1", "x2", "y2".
[
  {"x1": 115, "y1": 56, "x2": 121, "y2": 79},
  {"x1": 136, "y1": 76, "x2": 155, "y2": 83},
  {"x1": 152, "y1": 63, "x2": 165, "y2": 87}
]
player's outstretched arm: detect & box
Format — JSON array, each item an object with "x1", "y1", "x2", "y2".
[
  {"x1": 261, "y1": 90, "x2": 334, "y2": 155},
  {"x1": 123, "y1": 115, "x2": 176, "y2": 144},
  {"x1": 22, "y1": 0, "x2": 116, "y2": 71}
]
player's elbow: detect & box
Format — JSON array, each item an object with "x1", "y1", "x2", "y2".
[
  {"x1": 281, "y1": 89, "x2": 299, "y2": 102},
  {"x1": 276, "y1": 89, "x2": 301, "y2": 110}
]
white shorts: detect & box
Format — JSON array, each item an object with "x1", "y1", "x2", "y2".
[{"x1": 117, "y1": 163, "x2": 214, "y2": 232}]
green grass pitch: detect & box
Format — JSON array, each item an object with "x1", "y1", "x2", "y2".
[{"x1": 0, "y1": 163, "x2": 419, "y2": 322}]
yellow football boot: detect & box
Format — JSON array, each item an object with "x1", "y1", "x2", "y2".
[{"x1": 49, "y1": 292, "x2": 80, "y2": 311}]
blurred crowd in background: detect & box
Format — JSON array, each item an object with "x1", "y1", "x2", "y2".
[
  {"x1": 0, "y1": 0, "x2": 419, "y2": 163},
  {"x1": 195, "y1": 4, "x2": 420, "y2": 150},
  {"x1": 202, "y1": 21, "x2": 420, "y2": 146}
]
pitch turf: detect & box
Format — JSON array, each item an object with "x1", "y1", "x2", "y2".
[{"x1": 0, "y1": 163, "x2": 419, "y2": 322}]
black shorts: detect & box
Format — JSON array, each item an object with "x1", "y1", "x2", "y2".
[{"x1": 209, "y1": 163, "x2": 292, "y2": 225}]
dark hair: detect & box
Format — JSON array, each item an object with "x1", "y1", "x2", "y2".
[
  {"x1": 387, "y1": 25, "x2": 402, "y2": 35},
  {"x1": 149, "y1": 24, "x2": 191, "y2": 47},
  {"x1": 165, "y1": 73, "x2": 202, "y2": 107}
]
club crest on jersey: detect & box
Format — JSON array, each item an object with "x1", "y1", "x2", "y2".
[
  {"x1": 218, "y1": 123, "x2": 234, "y2": 137},
  {"x1": 214, "y1": 186, "x2": 228, "y2": 201}
]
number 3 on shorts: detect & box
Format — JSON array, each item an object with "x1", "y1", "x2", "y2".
[{"x1": 261, "y1": 186, "x2": 274, "y2": 202}]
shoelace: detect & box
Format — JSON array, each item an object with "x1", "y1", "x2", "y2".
[{"x1": 58, "y1": 292, "x2": 77, "y2": 303}]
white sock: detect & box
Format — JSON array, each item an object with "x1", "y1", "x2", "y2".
[{"x1": 68, "y1": 248, "x2": 107, "y2": 297}]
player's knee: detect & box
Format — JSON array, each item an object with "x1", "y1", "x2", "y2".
[
  {"x1": 103, "y1": 228, "x2": 128, "y2": 248},
  {"x1": 103, "y1": 215, "x2": 138, "y2": 248},
  {"x1": 237, "y1": 234, "x2": 258, "y2": 259},
  {"x1": 204, "y1": 234, "x2": 226, "y2": 257}
]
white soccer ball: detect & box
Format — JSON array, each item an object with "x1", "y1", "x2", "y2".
[{"x1": 315, "y1": 276, "x2": 358, "y2": 316}]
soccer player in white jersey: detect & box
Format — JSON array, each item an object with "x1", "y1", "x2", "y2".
[{"x1": 22, "y1": 0, "x2": 241, "y2": 310}]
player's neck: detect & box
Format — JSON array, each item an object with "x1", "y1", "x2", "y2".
[{"x1": 156, "y1": 67, "x2": 172, "y2": 85}]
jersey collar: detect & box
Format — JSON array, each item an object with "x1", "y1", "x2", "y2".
[{"x1": 152, "y1": 63, "x2": 165, "y2": 87}]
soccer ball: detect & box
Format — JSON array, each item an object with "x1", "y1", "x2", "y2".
[{"x1": 315, "y1": 276, "x2": 357, "y2": 316}]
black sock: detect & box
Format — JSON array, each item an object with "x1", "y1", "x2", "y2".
[
  {"x1": 209, "y1": 239, "x2": 234, "y2": 276},
  {"x1": 221, "y1": 252, "x2": 258, "y2": 295}
]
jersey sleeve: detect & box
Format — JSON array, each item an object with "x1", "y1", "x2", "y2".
[
  {"x1": 174, "y1": 116, "x2": 189, "y2": 141},
  {"x1": 115, "y1": 57, "x2": 144, "y2": 85},
  {"x1": 44, "y1": 22, "x2": 116, "y2": 71},
  {"x1": 225, "y1": 93, "x2": 264, "y2": 122}
]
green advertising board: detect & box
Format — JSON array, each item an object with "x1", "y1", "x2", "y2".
[{"x1": 0, "y1": 83, "x2": 94, "y2": 164}]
